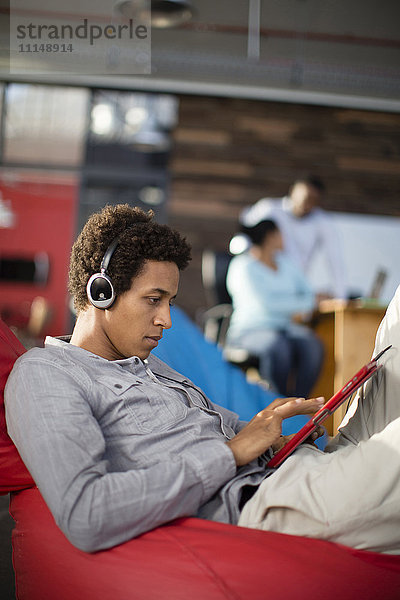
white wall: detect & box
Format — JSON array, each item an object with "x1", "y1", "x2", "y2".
[{"x1": 307, "y1": 212, "x2": 400, "y2": 304}]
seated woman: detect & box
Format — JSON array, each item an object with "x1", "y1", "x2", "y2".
[{"x1": 226, "y1": 219, "x2": 323, "y2": 397}]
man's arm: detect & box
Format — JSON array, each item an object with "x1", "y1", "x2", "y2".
[
  {"x1": 5, "y1": 356, "x2": 237, "y2": 552},
  {"x1": 240, "y1": 197, "x2": 276, "y2": 227}
]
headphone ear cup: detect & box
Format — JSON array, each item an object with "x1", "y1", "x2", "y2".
[{"x1": 86, "y1": 273, "x2": 115, "y2": 309}]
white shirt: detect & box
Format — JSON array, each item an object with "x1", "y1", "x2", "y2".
[{"x1": 241, "y1": 196, "x2": 347, "y2": 299}]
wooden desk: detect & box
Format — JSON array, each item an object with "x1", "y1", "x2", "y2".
[{"x1": 311, "y1": 300, "x2": 387, "y2": 435}]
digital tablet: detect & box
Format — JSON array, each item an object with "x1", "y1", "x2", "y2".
[{"x1": 267, "y1": 345, "x2": 392, "y2": 468}]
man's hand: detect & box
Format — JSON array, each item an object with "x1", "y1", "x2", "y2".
[
  {"x1": 271, "y1": 426, "x2": 325, "y2": 454},
  {"x1": 226, "y1": 397, "x2": 325, "y2": 467}
]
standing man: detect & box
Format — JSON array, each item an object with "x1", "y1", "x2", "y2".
[{"x1": 239, "y1": 176, "x2": 347, "y2": 299}]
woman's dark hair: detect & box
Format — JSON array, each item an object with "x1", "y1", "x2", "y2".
[
  {"x1": 240, "y1": 219, "x2": 279, "y2": 246},
  {"x1": 69, "y1": 204, "x2": 191, "y2": 312}
]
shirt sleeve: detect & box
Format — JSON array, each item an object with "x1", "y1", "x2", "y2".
[
  {"x1": 240, "y1": 198, "x2": 274, "y2": 226},
  {"x1": 5, "y1": 355, "x2": 237, "y2": 552}
]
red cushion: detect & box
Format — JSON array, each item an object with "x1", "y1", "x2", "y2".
[
  {"x1": 2, "y1": 319, "x2": 400, "y2": 598},
  {"x1": 0, "y1": 319, "x2": 35, "y2": 494},
  {"x1": 10, "y1": 487, "x2": 400, "y2": 600}
]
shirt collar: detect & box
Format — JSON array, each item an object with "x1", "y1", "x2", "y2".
[{"x1": 45, "y1": 335, "x2": 144, "y2": 369}]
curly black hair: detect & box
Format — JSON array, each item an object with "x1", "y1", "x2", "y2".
[{"x1": 68, "y1": 204, "x2": 192, "y2": 312}]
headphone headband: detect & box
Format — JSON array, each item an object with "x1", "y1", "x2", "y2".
[{"x1": 100, "y1": 237, "x2": 119, "y2": 273}]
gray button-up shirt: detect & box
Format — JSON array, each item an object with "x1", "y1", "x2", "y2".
[{"x1": 5, "y1": 336, "x2": 273, "y2": 552}]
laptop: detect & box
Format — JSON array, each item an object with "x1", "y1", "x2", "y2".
[
  {"x1": 369, "y1": 268, "x2": 387, "y2": 300},
  {"x1": 267, "y1": 344, "x2": 392, "y2": 468}
]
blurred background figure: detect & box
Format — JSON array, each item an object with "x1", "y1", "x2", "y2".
[
  {"x1": 225, "y1": 219, "x2": 323, "y2": 398},
  {"x1": 236, "y1": 176, "x2": 347, "y2": 301}
]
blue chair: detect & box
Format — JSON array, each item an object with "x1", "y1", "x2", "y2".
[{"x1": 154, "y1": 306, "x2": 327, "y2": 445}]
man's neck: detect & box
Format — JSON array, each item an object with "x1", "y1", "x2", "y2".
[{"x1": 70, "y1": 308, "x2": 108, "y2": 359}]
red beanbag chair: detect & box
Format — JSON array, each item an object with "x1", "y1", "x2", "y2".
[
  {"x1": 0, "y1": 321, "x2": 34, "y2": 494},
  {"x1": 1, "y1": 318, "x2": 400, "y2": 600}
]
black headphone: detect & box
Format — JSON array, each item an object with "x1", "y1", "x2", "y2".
[{"x1": 86, "y1": 237, "x2": 119, "y2": 309}]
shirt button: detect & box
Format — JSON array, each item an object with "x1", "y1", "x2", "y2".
[
  {"x1": 114, "y1": 383, "x2": 123, "y2": 389},
  {"x1": 134, "y1": 358, "x2": 139, "y2": 364}
]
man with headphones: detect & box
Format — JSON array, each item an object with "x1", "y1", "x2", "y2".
[{"x1": 5, "y1": 204, "x2": 400, "y2": 555}]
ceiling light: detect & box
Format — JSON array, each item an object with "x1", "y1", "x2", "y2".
[
  {"x1": 138, "y1": 186, "x2": 165, "y2": 206},
  {"x1": 115, "y1": 0, "x2": 194, "y2": 29},
  {"x1": 125, "y1": 106, "x2": 148, "y2": 130},
  {"x1": 151, "y1": 0, "x2": 194, "y2": 28},
  {"x1": 91, "y1": 104, "x2": 113, "y2": 135}
]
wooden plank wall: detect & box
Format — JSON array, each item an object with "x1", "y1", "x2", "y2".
[{"x1": 167, "y1": 94, "x2": 400, "y2": 319}]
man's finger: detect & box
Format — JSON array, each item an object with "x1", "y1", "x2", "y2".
[
  {"x1": 308, "y1": 426, "x2": 325, "y2": 441},
  {"x1": 267, "y1": 397, "x2": 303, "y2": 410},
  {"x1": 274, "y1": 397, "x2": 325, "y2": 418}
]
